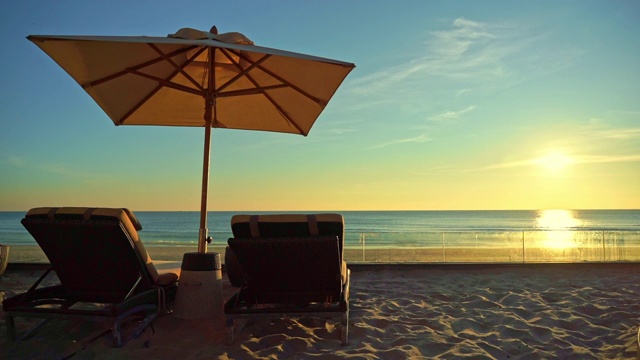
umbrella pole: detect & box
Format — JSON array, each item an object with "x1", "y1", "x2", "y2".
[
  {"x1": 198, "y1": 46, "x2": 217, "y2": 254},
  {"x1": 198, "y1": 122, "x2": 212, "y2": 253}
]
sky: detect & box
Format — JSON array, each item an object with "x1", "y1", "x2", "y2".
[{"x1": 1, "y1": 0, "x2": 639, "y2": 211}]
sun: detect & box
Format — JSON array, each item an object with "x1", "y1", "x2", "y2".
[{"x1": 535, "y1": 151, "x2": 573, "y2": 171}]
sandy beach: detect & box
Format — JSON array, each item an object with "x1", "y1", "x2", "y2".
[{"x1": 2, "y1": 262, "x2": 640, "y2": 359}]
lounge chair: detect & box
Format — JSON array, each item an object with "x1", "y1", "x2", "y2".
[
  {"x1": 224, "y1": 214, "x2": 350, "y2": 345},
  {"x1": 2, "y1": 207, "x2": 180, "y2": 347},
  {"x1": 225, "y1": 213, "x2": 348, "y2": 286}
]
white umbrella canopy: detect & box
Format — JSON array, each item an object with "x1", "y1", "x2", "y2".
[{"x1": 28, "y1": 26, "x2": 355, "y2": 252}]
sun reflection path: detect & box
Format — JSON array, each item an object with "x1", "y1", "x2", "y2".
[
  {"x1": 536, "y1": 210, "x2": 582, "y2": 230},
  {"x1": 536, "y1": 210, "x2": 583, "y2": 249}
]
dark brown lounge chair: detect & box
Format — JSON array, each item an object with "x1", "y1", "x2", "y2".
[
  {"x1": 2, "y1": 207, "x2": 180, "y2": 347},
  {"x1": 224, "y1": 214, "x2": 350, "y2": 345}
]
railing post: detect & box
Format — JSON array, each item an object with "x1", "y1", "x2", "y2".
[
  {"x1": 602, "y1": 230, "x2": 605, "y2": 262},
  {"x1": 359, "y1": 233, "x2": 366, "y2": 262},
  {"x1": 522, "y1": 231, "x2": 525, "y2": 264},
  {"x1": 442, "y1": 232, "x2": 445, "y2": 262}
]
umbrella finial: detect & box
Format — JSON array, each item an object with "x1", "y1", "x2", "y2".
[{"x1": 210, "y1": 26, "x2": 218, "y2": 35}]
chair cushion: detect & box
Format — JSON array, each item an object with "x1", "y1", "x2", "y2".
[
  {"x1": 156, "y1": 272, "x2": 180, "y2": 287},
  {"x1": 228, "y1": 236, "x2": 343, "y2": 299},
  {"x1": 228, "y1": 213, "x2": 347, "y2": 287}
]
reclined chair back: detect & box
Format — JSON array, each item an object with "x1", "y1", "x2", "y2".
[
  {"x1": 228, "y1": 235, "x2": 343, "y2": 303},
  {"x1": 21, "y1": 207, "x2": 158, "y2": 303},
  {"x1": 226, "y1": 214, "x2": 345, "y2": 287}
]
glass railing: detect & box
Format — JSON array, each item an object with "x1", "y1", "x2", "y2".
[
  {"x1": 344, "y1": 230, "x2": 640, "y2": 263},
  {"x1": 7, "y1": 230, "x2": 640, "y2": 264}
]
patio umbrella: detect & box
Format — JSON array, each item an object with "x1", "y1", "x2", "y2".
[{"x1": 27, "y1": 26, "x2": 355, "y2": 253}]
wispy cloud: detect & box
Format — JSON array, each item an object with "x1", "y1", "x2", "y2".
[
  {"x1": 571, "y1": 122, "x2": 640, "y2": 155},
  {"x1": 482, "y1": 153, "x2": 640, "y2": 171},
  {"x1": 591, "y1": 128, "x2": 640, "y2": 140},
  {"x1": 573, "y1": 154, "x2": 640, "y2": 164},
  {"x1": 348, "y1": 17, "x2": 580, "y2": 100},
  {"x1": 430, "y1": 18, "x2": 498, "y2": 58},
  {"x1": 348, "y1": 18, "x2": 511, "y2": 95},
  {"x1": 456, "y1": 88, "x2": 472, "y2": 97},
  {"x1": 370, "y1": 134, "x2": 431, "y2": 149},
  {"x1": 429, "y1": 105, "x2": 476, "y2": 122},
  {"x1": 329, "y1": 128, "x2": 356, "y2": 135}
]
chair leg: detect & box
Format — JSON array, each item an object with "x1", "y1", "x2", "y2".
[
  {"x1": 131, "y1": 312, "x2": 157, "y2": 340},
  {"x1": 5, "y1": 314, "x2": 16, "y2": 341},
  {"x1": 112, "y1": 310, "x2": 158, "y2": 347},
  {"x1": 226, "y1": 317, "x2": 232, "y2": 344},
  {"x1": 5, "y1": 315, "x2": 52, "y2": 342},
  {"x1": 226, "y1": 316, "x2": 243, "y2": 345},
  {"x1": 341, "y1": 311, "x2": 349, "y2": 346},
  {"x1": 112, "y1": 321, "x2": 123, "y2": 348},
  {"x1": 225, "y1": 316, "x2": 249, "y2": 345}
]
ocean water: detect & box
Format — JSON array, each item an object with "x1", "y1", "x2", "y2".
[{"x1": 1, "y1": 209, "x2": 638, "y2": 248}]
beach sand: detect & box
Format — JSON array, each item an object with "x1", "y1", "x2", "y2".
[{"x1": 2, "y1": 262, "x2": 640, "y2": 359}]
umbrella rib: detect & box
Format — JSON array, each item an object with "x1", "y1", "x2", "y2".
[
  {"x1": 118, "y1": 75, "x2": 200, "y2": 125},
  {"x1": 219, "y1": 50, "x2": 306, "y2": 135},
  {"x1": 117, "y1": 84, "x2": 162, "y2": 125},
  {"x1": 248, "y1": 82, "x2": 306, "y2": 135},
  {"x1": 217, "y1": 84, "x2": 288, "y2": 97},
  {"x1": 147, "y1": 43, "x2": 206, "y2": 93},
  {"x1": 118, "y1": 48, "x2": 209, "y2": 125},
  {"x1": 81, "y1": 46, "x2": 198, "y2": 89},
  {"x1": 212, "y1": 53, "x2": 271, "y2": 95},
  {"x1": 227, "y1": 48, "x2": 327, "y2": 107},
  {"x1": 128, "y1": 70, "x2": 202, "y2": 96},
  {"x1": 211, "y1": 50, "x2": 306, "y2": 133}
]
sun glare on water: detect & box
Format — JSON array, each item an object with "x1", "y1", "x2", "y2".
[
  {"x1": 537, "y1": 209, "x2": 581, "y2": 229},
  {"x1": 536, "y1": 209, "x2": 583, "y2": 249}
]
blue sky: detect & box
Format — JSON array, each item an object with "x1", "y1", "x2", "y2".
[{"x1": 1, "y1": 0, "x2": 639, "y2": 211}]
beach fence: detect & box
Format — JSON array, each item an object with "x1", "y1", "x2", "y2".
[
  {"x1": 8, "y1": 231, "x2": 640, "y2": 265},
  {"x1": 345, "y1": 230, "x2": 640, "y2": 264}
]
